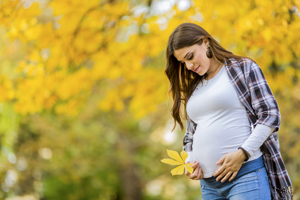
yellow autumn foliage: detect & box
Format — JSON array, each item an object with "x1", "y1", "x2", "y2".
[
  {"x1": 0, "y1": 0, "x2": 298, "y2": 123},
  {"x1": 0, "y1": 0, "x2": 299, "y2": 120}
]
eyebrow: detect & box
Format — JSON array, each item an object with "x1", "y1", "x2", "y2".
[
  {"x1": 178, "y1": 51, "x2": 190, "y2": 62},
  {"x1": 184, "y1": 51, "x2": 190, "y2": 59}
]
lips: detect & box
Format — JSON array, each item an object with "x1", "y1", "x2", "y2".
[{"x1": 193, "y1": 65, "x2": 200, "y2": 72}]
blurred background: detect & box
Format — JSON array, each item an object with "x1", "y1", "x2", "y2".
[{"x1": 0, "y1": 0, "x2": 300, "y2": 199}]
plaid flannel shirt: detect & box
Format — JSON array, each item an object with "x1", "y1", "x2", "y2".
[{"x1": 183, "y1": 58, "x2": 293, "y2": 200}]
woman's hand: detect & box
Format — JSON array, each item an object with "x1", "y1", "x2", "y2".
[
  {"x1": 185, "y1": 161, "x2": 203, "y2": 180},
  {"x1": 213, "y1": 149, "x2": 246, "y2": 182}
]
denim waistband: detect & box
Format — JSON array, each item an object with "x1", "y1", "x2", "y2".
[{"x1": 200, "y1": 156, "x2": 264, "y2": 189}]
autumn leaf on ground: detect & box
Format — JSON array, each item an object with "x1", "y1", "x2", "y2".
[{"x1": 161, "y1": 149, "x2": 194, "y2": 176}]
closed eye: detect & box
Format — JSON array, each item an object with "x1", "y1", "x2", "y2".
[{"x1": 187, "y1": 53, "x2": 193, "y2": 60}]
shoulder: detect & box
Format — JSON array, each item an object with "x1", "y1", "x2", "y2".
[
  {"x1": 228, "y1": 57, "x2": 256, "y2": 67},
  {"x1": 225, "y1": 57, "x2": 266, "y2": 85},
  {"x1": 227, "y1": 57, "x2": 261, "y2": 75}
]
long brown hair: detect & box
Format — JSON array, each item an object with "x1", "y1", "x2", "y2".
[{"x1": 165, "y1": 23, "x2": 253, "y2": 131}]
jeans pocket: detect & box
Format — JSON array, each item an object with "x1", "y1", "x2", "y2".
[{"x1": 229, "y1": 172, "x2": 261, "y2": 199}]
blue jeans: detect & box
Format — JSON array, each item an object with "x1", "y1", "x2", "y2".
[{"x1": 200, "y1": 167, "x2": 271, "y2": 200}]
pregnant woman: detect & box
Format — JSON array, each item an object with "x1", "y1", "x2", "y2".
[{"x1": 165, "y1": 23, "x2": 292, "y2": 200}]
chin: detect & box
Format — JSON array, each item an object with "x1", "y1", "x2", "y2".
[{"x1": 197, "y1": 71, "x2": 206, "y2": 76}]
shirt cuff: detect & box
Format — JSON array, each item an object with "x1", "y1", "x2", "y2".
[{"x1": 241, "y1": 124, "x2": 275, "y2": 157}]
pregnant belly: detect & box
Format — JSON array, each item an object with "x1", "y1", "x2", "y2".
[
  {"x1": 193, "y1": 141, "x2": 223, "y2": 178},
  {"x1": 192, "y1": 127, "x2": 249, "y2": 178}
]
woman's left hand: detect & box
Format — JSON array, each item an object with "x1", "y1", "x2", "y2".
[{"x1": 213, "y1": 149, "x2": 246, "y2": 182}]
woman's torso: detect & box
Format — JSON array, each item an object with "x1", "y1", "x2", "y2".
[{"x1": 186, "y1": 65, "x2": 262, "y2": 178}]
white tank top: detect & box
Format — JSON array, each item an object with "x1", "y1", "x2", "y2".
[{"x1": 186, "y1": 65, "x2": 262, "y2": 178}]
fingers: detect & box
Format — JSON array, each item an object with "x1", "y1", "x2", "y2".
[
  {"x1": 215, "y1": 168, "x2": 227, "y2": 181},
  {"x1": 196, "y1": 167, "x2": 203, "y2": 180},
  {"x1": 188, "y1": 167, "x2": 199, "y2": 179},
  {"x1": 213, "y1": 166, "x2": 225, "y2": 178},
  {"x1": 185, "y1": 161, "x2": 204, "y2": 181},
  {"x1": 192, "y1": 161, "x2": 199, "y2": 170},
  {"x1": 189, "y1": 166, "x2": 204, "y2": 180},
  {"x1": 220, "y1": 171, "x2": 232, "y2": 183},
  {"x1": 213, "y1": 151, "x2": 244, "y2": 182},
  {"x1": 216, "y1": 169, "x2": 238, "y2": 182},
  {"x1": 185, "y1": 161, "x2": 198, "y2": 176},
  {"x1": 185, "y1": 170, "x2": 190, "y2": 175},
  {"x1": 229, "y1": 172, "x2": 238, "y2": 182},
  {"x1": 216, "y1": 156, "x2": 225, "y2": 165},
  {"x1": 188, "y1": 161, "x2": 199, "y2": 179}
]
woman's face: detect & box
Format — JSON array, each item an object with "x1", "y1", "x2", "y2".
[{"x1": 173, "y1": 42, "x2": 211, "y2": 76}]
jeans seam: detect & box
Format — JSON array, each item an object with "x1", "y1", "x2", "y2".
[{"x1": 257, "y1": 170, "x2": 261, "y2": 200}]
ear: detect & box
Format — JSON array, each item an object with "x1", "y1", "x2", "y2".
[{"x1": 203, "y1": 38, "x2": 209, "y2": 46}]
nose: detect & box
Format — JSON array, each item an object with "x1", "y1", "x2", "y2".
[{"x1": 185, "y1": 61, "x2": 194, "y2": 70}]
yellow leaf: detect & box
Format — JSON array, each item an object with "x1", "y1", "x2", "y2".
[
  {"x1": 185, "y1": 164, "x2": 194, "y2": 174},
  {"x1": 161, "y1": 149, "x2": 195, "y2": 176},
  {"x1": 186, "y1": 163, "x2": 193, "y2": 167},
  {"x1": 161, "y1": 158, "x2": 182, "y2": 165},
  {"x1": 180, "y1": 150, "x2": 188, "y2": 162},
  {"x1": 171, "y1": 165, "x2": 185, "y2": 176},
  {"x1": 167, "y1": 149, "x2": 183, "y2": 163}
]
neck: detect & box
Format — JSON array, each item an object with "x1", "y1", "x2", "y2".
[{"x1": 206, "y1": 59, "x2": 221, "y2": 80}]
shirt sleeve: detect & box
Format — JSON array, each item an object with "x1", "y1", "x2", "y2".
[
  {"x1": 183, "y1": 116, "x2": 197, "y2": 163},
  {"x1": 241, "y1": 124, "x2": 275, "y2": 157},
  {"x1": 247, "y1": 61, "x2": 281, "y2": 132}
]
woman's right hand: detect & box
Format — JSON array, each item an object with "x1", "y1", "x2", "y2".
[{"x1": 185, "y1": 161, "x2": 203, "y2": 180}]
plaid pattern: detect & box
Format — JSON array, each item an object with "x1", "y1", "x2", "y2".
[{"x1": 183, "y1": 58, "x2": 292, "y2": 199}]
